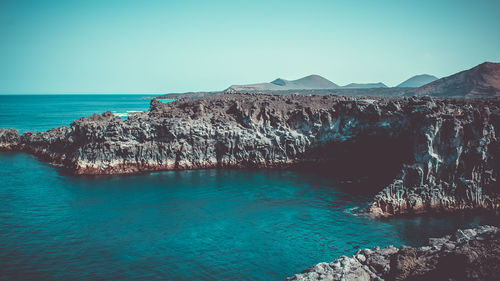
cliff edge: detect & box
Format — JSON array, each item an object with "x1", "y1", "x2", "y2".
[{"x1": 0, "y1": 93, "x2": 499, "y2": 216}]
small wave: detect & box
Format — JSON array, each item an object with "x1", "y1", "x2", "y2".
[
  {"x1": 113, "y1": 112, "x2": 128, "y2": 117},
  {"x1": 112, "y1": 111, "x2": 142, "y2": 117},
  {"x1": 344, "y1": 207, "x2": 361, "y2": 216},
  {"x1": 127, "y1": 110, "x2": 141, "y2": 113}
]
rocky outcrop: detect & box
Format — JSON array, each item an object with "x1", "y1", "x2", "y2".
[
  {"x1": 0, "y1": 128, "x2": 20, "y2": 150},
  {"x1": 366, "y1": 96, "x2": 500, "y2": 216},
  {"x1": 286, "y1": 225, "x2": 500, "y2": 281},
  {"x1": 0, "y1": 93, "x2": 499, "y2": 216}
]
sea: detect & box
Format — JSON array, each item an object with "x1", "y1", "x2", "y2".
[{"x1": 0, "y1": 94, "x2": 498, "y2": 280}]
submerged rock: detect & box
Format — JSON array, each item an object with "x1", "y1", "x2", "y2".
[
  {"x1": 286, "y1": 225, "x2": 500, "y2": 281},
  {"x1": 0, "y1": 93, "x2": 499, "y2": 216}
]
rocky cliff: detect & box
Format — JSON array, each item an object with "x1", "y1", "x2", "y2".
[
  {"x1": 0, "y1": 93, "x2": 499, "y2": 216},
  {"x1": 286, "y1": 225, "x2": 500, "y2": 281}
]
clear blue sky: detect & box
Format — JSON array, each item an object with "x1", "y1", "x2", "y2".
[{"x1": 1, "y1": 0, "x2": 499, "y2": 94}]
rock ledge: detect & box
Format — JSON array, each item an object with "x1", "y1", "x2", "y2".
[{"x1": 286, "y1": 225, "x2": 500, "y2": 281}]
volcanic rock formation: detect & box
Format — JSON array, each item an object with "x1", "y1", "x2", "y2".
[
  {"x1": 416, "y1": 62, "x2": 500, "y2": 98},
  {"x1": 0, "y1": 93, "x2": 499, "y2": 216},
  {"x1": 286, "y1": 225, "x2": 500, "y2": 281}
]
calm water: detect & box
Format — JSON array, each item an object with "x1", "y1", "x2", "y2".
[
  {"x1": 0, "y1": 95, "x2": 498, "y2": 280},
  {"x1": 0, "y1": 94, "x2": 161, "y2": 133}
]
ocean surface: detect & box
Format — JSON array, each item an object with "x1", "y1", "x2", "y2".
[
  {"x1": 0, "y1": 94, "x2": 162, "y2": 134},
  {"x1": 0, "y1": 94, "x2": 498, "y2": 280}
]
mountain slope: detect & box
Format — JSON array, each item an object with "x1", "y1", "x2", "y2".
[
  {"x1": 226, "y1": 75, "x2": 339, "y2": 92},
  {"x1": 397, "y1": 74, "x2": 438, "y2": 88},
  {"x1": 415, "y1": 62, "x2": 500, "y2": 98},
  {"x1": 342, "y1": 82, "x2": 388, "y2": 89}
]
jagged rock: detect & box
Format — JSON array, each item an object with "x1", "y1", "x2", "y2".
[
  {"x1": 0, "y1": 128, "x2": 20, "y2": 150},
  {"x1": 0, "y1": 93, "x2": 499, "y2": 216},
  {"x1": 286, "y1": 226, "x2": 500, "y2": 281}
]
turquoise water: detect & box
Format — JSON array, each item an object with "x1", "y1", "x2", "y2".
[
  {"x1": 0, "y1": 95, "x2": 498, "y2": 280},
  {"x1": 0, "y1": 94, "x2": 160, "y2": 133}
]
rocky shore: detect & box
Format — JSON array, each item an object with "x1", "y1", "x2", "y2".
[
  {"x1": 286, "y1": 225, "x2": 500, "y2": 281},
  {"x1": 0, "y1": 93, "x2": 499, "y2": 216}
]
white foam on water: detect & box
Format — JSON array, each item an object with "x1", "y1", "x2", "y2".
[
  {"x1": 112, "y1": 112, "x2": 128, "y2": 117},
  {"x1": 112, "y1": 111, "x2": 142, "y2": 118},
  {"x1": 344, "y1": 207, "x2": 361, "y2": 216}
]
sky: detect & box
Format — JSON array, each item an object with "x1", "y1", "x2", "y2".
[{"x1": 0, "y1": 0, "x2": 499, "y2": 94}]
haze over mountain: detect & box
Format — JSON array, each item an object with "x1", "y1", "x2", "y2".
[
  {"x1": 415, "y1": 62, "x2": 500, "y2": 98},
  {"x1": 341, "y1": 82, "x2": 388, "y2": 89},
  {"x1": 397, "y1": 74, "x2": 438, "y2": 88},
  {"x1": 226, "y1": 75, "x2": 339, "y2": 92}
]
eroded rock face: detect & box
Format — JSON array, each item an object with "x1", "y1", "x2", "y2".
[
  {"x1": 286, "y1": 225, "x2": 500, "y2": 281},
  {"x1": 0, "y1": 93, "x2": 499, "y2": 216},
  {"x1": 0, "y1": 128, "x2": 20, "y2": 150},
  {"x1": 367, "y1": 96, "x2": 500, "y2": 216}
]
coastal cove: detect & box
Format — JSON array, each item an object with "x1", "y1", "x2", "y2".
[
  {"x1": 0, "y1": 94, "x2": 499, "y2": 280},
  {"x1": 1, "y1": 152, "x2": 499, "y2": 280}
]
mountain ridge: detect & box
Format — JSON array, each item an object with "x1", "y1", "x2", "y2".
[
  {"x1": 341, "y1": 82, "x2": 388, "y2": 89},
  {"x1": 163, "y1": 61, "x2": 500, "y2": 98},
  {"x1": 227, "y1": 74, "x2": 339, "y2": 92},
  {"x1": 397, "y1": 74, "x2": 438, "y2": 88},
  {"x1": 415, "y1": 62, "x2": 500, "y2": 98}
]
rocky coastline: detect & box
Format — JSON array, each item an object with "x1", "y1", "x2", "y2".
[
  {"x1": 0, "y1": 93, "x2": 499, "y2": 217},
  {"x1": 286, "y1": 225, "x2": 500, "y2": 281}
]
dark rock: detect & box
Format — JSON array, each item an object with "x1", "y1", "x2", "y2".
[
  {"x1": 1, "y1": 93, "x2": 499, "y2": 216},
  {"x1": 0, "y1": 128, "x2": 20, "y2": 150},
  {"x1": 286, "y1": 226, "x2": 500, "y2": 281}
]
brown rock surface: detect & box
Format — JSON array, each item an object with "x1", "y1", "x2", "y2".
[{"x1": 415, "y1": 62, "x2": 500, "y2": 98}]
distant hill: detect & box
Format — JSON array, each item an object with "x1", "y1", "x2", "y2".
[
  {"x1": 397, "y1": 74, "x2": 438, "y2": 88},
  {"x1": 341, "y1": 82, "x2": 388, "y2": 89},
  {"x1": 415, "y1": 62, "x2": 500, "y2": 98},
  {"x1": 226, "y1": 75, "x2": 339, "y2": 92},
  {"x1": 158, "y1": 62, "x2": 500, "y2": 99}
]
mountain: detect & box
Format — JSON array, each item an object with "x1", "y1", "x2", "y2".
[
  {"x1": 226, "y1": 74, "x2": 339, "y2": 92},
  {"x1": 341, "y1": 82, "x2": 388, "y2": 89},
  {"x1": 397, "y1": 74, "x2": 438, "y2": 88},
  {"x1": 415, "y1": 62, "x2": 500, "y2": 98}
]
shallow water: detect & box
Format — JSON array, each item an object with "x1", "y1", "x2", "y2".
[{"x1": 0, "y1": 95, "x2": 498, "y2": 280}]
